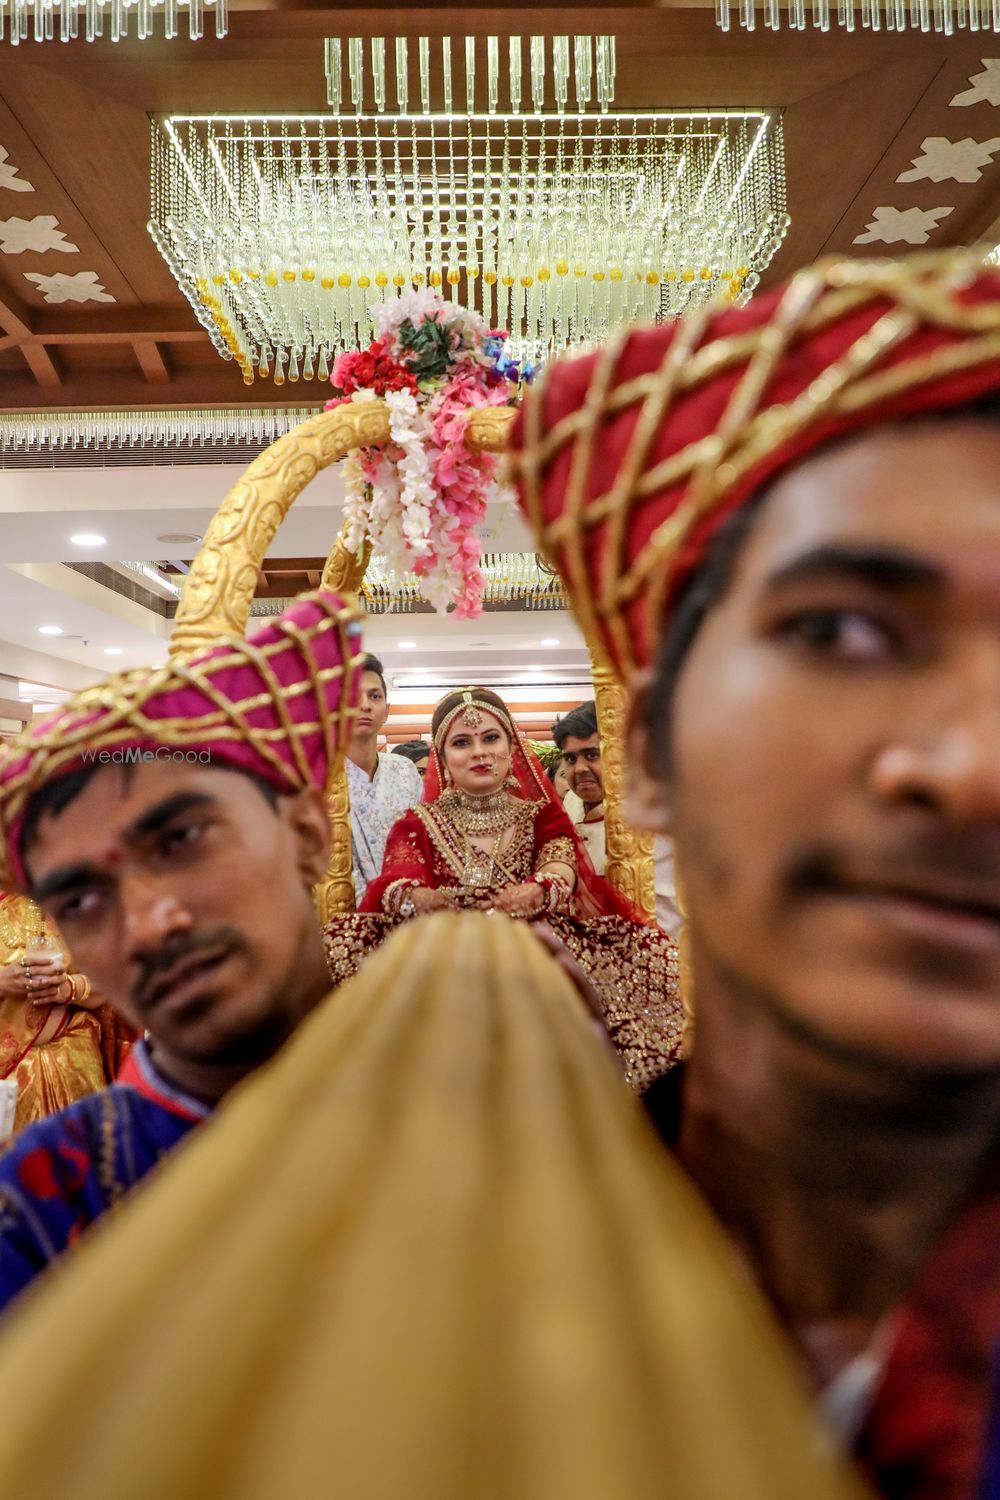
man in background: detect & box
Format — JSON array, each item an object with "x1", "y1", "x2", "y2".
[
  {"x1": 392, "y1": 740, "x2": 430, "y2": 778},
  {"x1": 346, "y1": 654, "x2": 422, "y2": 903},
  {"x1": 553, "y1": 701, "x2": 680, "y2": 936},
  {"x1": 552, "y1": 703, "x2": 606, "y2": 872}
]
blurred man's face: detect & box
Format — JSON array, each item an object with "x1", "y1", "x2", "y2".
[
  {"x1": 638, "y1": 418, "x2": 1000, "y2": 1076},
  {"x1": 24, "y1": 760, "x2": 331, "y2": 1082},
  {"x1": 350, "y1": 672, "x2": 389, "y2": 753},
  {"x1": 562, "y1": 733, "x2": 603, "y2": 808}
]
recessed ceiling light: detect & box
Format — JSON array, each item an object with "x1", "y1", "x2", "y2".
[
  {"x1": 38, "y1": 625, "x2": 63, "y2": 636},
  {"x1": 526, "y1": 664, "x2": 545, "y2": 672},
  {"x1": 104, "y1": 647, "x2": 123, "y2": 656},
  {"x1": 540, "y1": 638, "x2": 560, "y2": 648},
  {"x1": 70, "y1": 532, "x2": 107, "y2": 548},
  {"x1": 156, "y1": 532, "x2": 202, "y2": 545},
  {"x1": 398, "y1": 640, "x2": 417, "y2": 649}
]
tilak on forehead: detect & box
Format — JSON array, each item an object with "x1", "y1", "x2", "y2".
[
  {"x1": 506, "y1": 249, "x2": 1000, "y2": 681},
  {"x1": 0, "y1": 590, "x2": 364, "y2": 892}
]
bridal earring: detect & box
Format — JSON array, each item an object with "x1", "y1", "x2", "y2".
[{"x1": 444, "y1": 766, "x2": 453, "y2": 786}]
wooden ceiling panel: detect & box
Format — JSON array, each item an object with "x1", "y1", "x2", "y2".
[
  {"x1": 0, "y1": 6, "x2": 993, "y2": 410},
  {"x1": 0, "y1": 68, "x2": 173, "y2": 308}
]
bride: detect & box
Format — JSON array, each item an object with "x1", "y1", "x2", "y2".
[{"x1": 325, "y1": 686, "x2": 683, "y2": 1092}]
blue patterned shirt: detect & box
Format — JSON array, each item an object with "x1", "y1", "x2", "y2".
[
  {"x1": 347, "y1": 752, "x2": 424, "y2": 901},
  {"x1": 0, "y1": 1041, "x2": 210, "y2": 1314}
]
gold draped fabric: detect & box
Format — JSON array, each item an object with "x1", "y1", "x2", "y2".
[
  {"x1": 0, "y1": 913, "x2": 864, "y2": 1500},
  {"x1": 0, "y1": 895, "x2": 107, "y2": 1136}
]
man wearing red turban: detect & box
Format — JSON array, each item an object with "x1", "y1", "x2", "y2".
[
  {"x1": 0, "y1": 590, "x2": 361, "y2": 1313},
  {"x1": 509, "y1": 248, "x2": 1000, "y2": 1500}
]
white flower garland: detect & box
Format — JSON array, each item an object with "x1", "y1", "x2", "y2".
[{"x1": 341, "y1": 387, "x2": 483, "y2": 610}]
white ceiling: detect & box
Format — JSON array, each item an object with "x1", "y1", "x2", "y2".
[
  {"x1": 0, "y1": 464, "x2": 534, "y2": 562},
  {"x1": 0, "y1": 462, "x2": 591, "y2": 704}
]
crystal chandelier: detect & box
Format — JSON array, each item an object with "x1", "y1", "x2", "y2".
[
  {"x1": 2, "y1": 0, "x2": 225, "y2": 42},
  {"x1": 716, "y1": 0, "x2": 998, "y2": 29},
  {"x1": 149, "y1": 34, "x2": 789, "y2": 386},
  {"x1": 247, "y1": 553, "x2": 570, "y2": 616}
]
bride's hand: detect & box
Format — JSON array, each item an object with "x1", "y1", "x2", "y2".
[
  {"x1": 493, "y1": 881, "x2": 546, "y2": 919},
  {"x1": 408, "y1": 887, "x2": 460, "y2": 915}
]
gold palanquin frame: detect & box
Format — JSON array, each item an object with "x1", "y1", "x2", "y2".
[{"x1": 169, "y1": 401, "x2": 655, "y2": 918}]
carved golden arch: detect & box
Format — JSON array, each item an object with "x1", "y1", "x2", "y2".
[{"x1": 170, "y1": 400, "x2": 654, "y2": 919}]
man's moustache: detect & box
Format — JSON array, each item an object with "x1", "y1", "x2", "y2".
[
  {"x1": 787, "y1": 828, "x2": 1000, "y2": 912},
  {"x1": 131, "y1": 928, "x2": 244, "y2": 1010}
]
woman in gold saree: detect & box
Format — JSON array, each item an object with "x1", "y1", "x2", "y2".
[{"x1": 0, "y1": 892, "x2": 133, "y2": 1136}]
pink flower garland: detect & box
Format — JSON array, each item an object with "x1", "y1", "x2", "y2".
[{"x1": 326, "y1": 291, "x2": 522, "y2": 619}]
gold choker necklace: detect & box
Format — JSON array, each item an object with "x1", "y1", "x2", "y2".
[{"x1": 448, "y1": 786, "x2": 521, "y2": 837}]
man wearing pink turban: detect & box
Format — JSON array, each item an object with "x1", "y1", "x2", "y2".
[{"x1": 0, "y1": 590, "x2": 362, "y2": 1313}]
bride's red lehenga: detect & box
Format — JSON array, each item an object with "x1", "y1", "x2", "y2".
[{"x1": 324, "y1": 691, "x2": 683, "y2": 1092}]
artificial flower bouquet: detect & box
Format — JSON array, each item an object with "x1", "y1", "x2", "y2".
[{"x1": 326, "y1": 288, "x2": 529, "y2": 618}]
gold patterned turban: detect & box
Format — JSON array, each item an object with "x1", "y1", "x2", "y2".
[
  {"x1": 508, "y1": 249, "x2": 1000, "y2": 680},
  {"x1": 0, "y1": 589, "x2": 363, "y2": 890}
]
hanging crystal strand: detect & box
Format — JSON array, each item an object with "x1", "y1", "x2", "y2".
[
  {"x1": 473, "y1": 33, "x2": 491, "y2": 119},
  {"x1": 553, "y1": 35, "x2": 569, "y2": 113},
  {"x1": 573, "y1": 34, "x2": 592, "y2": 108},
  {"x1": 409, "y1": 117, "x2": 424, "y2": 286},
  {"x1": 445, "y1": 112, "x2": 460, "y2": 297},
  {"x1": 371, "y1": 36, "x2": 386, "y2": 111},
  {"x1": 508, "y1": 35, "x2": 522, "y2": 113},
  {"x1": 477, "y1": 118, "x2": 493, "y2": 323},
  {"x1": 427, "y1": 119, "x2": 444, "y2": 287},
  {"x1": 394, "y1": 36, "x2": 408, "y2": 112},
  {"x1": 418, "y1": 36, "x2": 431, "y2": 113},
  {"x1": 389, "y1": 121, "x2": 407, "y2": 289},
  {"x1": 348, "y1": 36, "x2": 364, "y2": 111},
  {"x1": 326, "y1": 39, "x2": 342, "y2": 112},
  {"x1": 62, "y1": 0, "x2": 77, "y2": 46},
  {"x1": 839, "y1": 0, "x2": 856, "y2": 33},
  {"x1": 138, "y1": 0, "x2": 151, "y2": 40},
  {"x1": 188, "y1": 0, "x2": 202, "y2": 40},
  {"x1": 213, "y1": 0, "x2": 226, "y2": 41},
  {"x1": 317, "y1": 346, "x2": 329, "y2": 381},
  {"x1": 530, "y1": 34, "x2": 545, "y2": 112}
]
